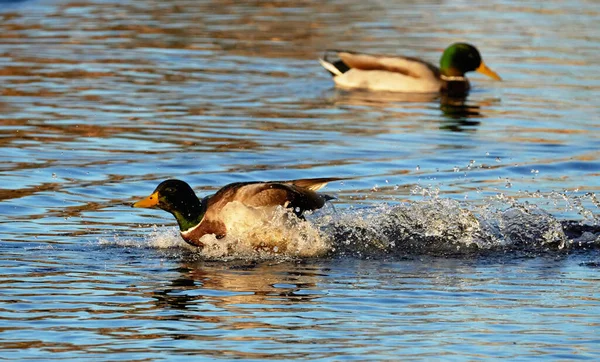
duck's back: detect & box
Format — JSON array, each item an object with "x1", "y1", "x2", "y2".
[
  {"x1": 208, "y1": 179, "x2": 335, "y2": 215},
  {"x1": 322, "y1": 51, "x2": 442, "y2": 93}
]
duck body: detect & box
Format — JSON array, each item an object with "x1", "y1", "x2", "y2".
[
  {"x1": 319, "y1": 43, "x2": 500, "y2": 94},
  {"x1": 133, "y1": 178, "x2": 339, "y2": 248},
  {"x1": 320, "y1": 51, "x2": 444, "y2": 93}
]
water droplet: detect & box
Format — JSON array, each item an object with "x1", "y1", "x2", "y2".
[
  {"x1": 485, "y1": 152, "x2": 490, "y2": 156},
  {"x1": 415, "y1": 165, "x2": 420, "y2": 171},
  {"x1": 495, "y1": 157, "x2": 501, "y2": 163},
  {"x1": 453, "y1": 166, "x2": 460, "y2": 172},
  {"x1": 52, "y1": 173, "x2": 57, "y2": 179}
]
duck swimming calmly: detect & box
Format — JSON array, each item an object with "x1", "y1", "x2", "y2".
[
  {"x1": 319, "y1": 42, "x2": 501, "y2": 94},
  {"x1": 132, "y1": 178, "x2": 339, "y2": 248}
]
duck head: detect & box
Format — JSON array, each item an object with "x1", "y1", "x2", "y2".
[
  {"x1": 440, "y1": 42, "x2": 501, "y2": 80},
  {"x1": 133, "y1": 179, "x2": 205, "y2": 231}
]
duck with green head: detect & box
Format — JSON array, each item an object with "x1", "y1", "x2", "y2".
[
  {"x1": 132, "y1": 178, "x2": 340, "y2": 248},
  {"x1": 319, "y1": 42, "x2": 501, "y2": 94}
]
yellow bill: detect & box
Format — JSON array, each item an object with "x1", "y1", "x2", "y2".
[
  {"x1": 133, "y1": 192, "x2": 159, "y2": 208},
  {"x1": 476, "y1": 61, "x2": 501, "y2": 81}
]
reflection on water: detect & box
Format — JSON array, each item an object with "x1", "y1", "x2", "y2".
[
  {"x1": 0, "y1": 0, "x2": 599, "y2": 359},
  {"x1": 151, "y1": 261, "x2": 322, "y2": 312},
  {"x1": 331, "y1": 90, "x2": 491, "y2": 132},
  {"x1": 439, "y1": 95, "x2": 486, "y2": 132}
]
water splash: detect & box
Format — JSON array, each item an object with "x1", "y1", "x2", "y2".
[
  {"x1": 98, "y1": 225, "x2": 191, "y2": 249},
  {"x1": 192, "y1": 202, "x2": 329, "y2": 260},
  {"x1": 325, "y1": 190, "x2": 599, "y2": 258},
  {"x1": 104, "y1": 191, "x2": 599, "y2": 260}
]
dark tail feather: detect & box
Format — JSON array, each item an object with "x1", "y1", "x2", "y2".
[{"x1": 319, "y1": 50, "x2": 351, "y2": 76}]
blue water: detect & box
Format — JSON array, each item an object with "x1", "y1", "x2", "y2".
[{"x1": 0, "y1": 0, "x2": 599, "y2": 360}]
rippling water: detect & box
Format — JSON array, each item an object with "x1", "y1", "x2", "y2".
[{"x1": 1, "y1": 0, "x2": 599, "y2": 359}]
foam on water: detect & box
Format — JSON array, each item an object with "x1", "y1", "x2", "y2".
[{"x1": 98, "y1": 225, "x2": 191, "y2": 249}]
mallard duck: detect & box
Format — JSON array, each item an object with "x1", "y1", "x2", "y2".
[
  {"x1": 319, "y1": 42, "x2": 501, "y2": 94},
  {"x1": 132, "y1": 178, "x2": 340, "y2": 247}
]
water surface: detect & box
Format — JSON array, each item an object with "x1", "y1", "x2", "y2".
[{"x1": 1, "y1": 0, "x2": 599, "y2": 360}]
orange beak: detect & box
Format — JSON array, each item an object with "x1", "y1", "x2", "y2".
[
  {"x1": 132, "y1": 192, "x2": 159, "y2": 208},
  {"x1": 476, "y1": 61, "x2": 501, "y2": 81}
]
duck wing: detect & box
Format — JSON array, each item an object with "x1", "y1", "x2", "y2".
[
  {"x1": 205, "y1": 178, "x2": 341, "y2": 218},
  {"x1": 335, "y1": 51, "x2": 440, "y2": 79},
  {"x1": 283, "y1": 177, "x2": 344, "y2": 192}
]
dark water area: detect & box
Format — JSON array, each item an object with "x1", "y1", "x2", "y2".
[{"x1": 1, "y1": 0, "x2": 599, "y2": 360}]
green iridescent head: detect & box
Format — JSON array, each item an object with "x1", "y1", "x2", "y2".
[
  {"x1": 440, "y1": 43, "x2": 501, "y2": 80},
  {"x1": 133, "y1": 179, "x2": 205, "y2": 231}
]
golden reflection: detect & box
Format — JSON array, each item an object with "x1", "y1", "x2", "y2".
[{"x1": 148, "y1": 261, "x2": 324, "y2": 313}]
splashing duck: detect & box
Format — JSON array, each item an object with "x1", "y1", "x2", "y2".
[{"x1": 132, "y1": 178, "x2": 340, "y2": 248}]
